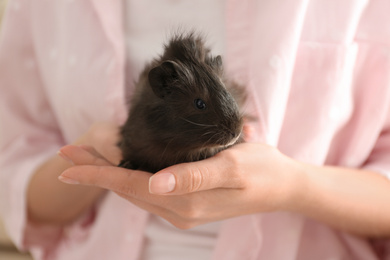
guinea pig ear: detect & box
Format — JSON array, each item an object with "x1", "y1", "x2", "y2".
[
  {"x1": 209, "y1": 55, "x2": 223, "y2": 75},
  {"x1": 148, "y1": 60, "x2": 179, "y2": 99}
]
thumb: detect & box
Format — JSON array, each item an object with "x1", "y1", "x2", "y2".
[{"x1": 148, "y1": 153, "x2": 243, "y2": 195}]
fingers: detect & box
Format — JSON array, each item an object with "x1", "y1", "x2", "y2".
[
  {"x1": 149, "y1": 150, "x2": 245, "y2": 195},
  {"x1": 58, "y1": 145, "x2": 145, "y2": 195},
  {"x1": 60, "y1": 144, "x2": 246, "y2": 196},
  {"x1": 100, "y1": 144, "x2": 122, "y2": 166},
  {"x1": 242, "y1": 124, "x2": 255, "y2": 141},
  {"x1": 73, "y1": 122, "x2": 123, "y2": 165},
  {"x1": 60, "y1": 164, "x2": 152, "y2": 197},
  {"x1": 59, "y1": 165, "x2": 190, "y2": 223},
  {"x1": 57, "y1": 144, "x2": 254, "y2": 229},
  {"x1": 58, "y1": 145, "x2": 111, "y2": 166},
  {"x1": 59, "y1": 164, "x2": 208, "y2": 228}
]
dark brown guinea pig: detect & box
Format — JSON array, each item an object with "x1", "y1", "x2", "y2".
[{"x1": 118, "y1": 32, "x2": 246, "y2": 173}]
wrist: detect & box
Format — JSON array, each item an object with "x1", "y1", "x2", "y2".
[
  {"x1": 28, "y1": 154, "x2": 106, "y2": 225},
  {"x1": 278, "y1": 158, "x2": 310, "y2": 213}
]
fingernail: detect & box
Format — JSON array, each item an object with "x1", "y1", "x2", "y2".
[
  {"x1": 57, "y1": 151, "x2": 74, "y2": 165},
  {"x1": 149, "y1": 172, "x2": 176, "y2": 194},
  {"x1": 58, "y1": 175, "x2": 80, "y2": 185}
]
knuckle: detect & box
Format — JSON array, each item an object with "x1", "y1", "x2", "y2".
[
  {"x1": 185, "y1": 166, "x2": 206, "y2": 192},
  {"x1": 181, "y1": 207, "x2": 200, "y2": 221},
  {"x1": 167, "y1": 211, "x2": 199, "y2": 230},
  {"x1": 176, "y1": 199, "x2": 202, "y2": 221},
  {"x1": 172, "y1": 220, "x2": 197, "y2": 230},
  {"x1": 116, "y1": 183, "x2": 138, "y2": 198},
  {"x1": 218, "y1": 149, "x2": 246, "y2": 187},
  {"x1": 109, "y1": 172, "x2": 138, "y2": 198},
  {"x1": 221, "y1": 148, "x2": 242, "y2": 167}
]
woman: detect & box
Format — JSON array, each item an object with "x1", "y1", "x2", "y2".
[{"x1": 1, "y1": 1, "x2": 390, "y2": 259}]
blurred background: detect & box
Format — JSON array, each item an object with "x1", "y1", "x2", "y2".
[
  {"x1": 0, "y1": 1, "x2": 33, "y2": 259},
  {"x1": 0, "y1": 0, "x2": 5, "y2": 22}
]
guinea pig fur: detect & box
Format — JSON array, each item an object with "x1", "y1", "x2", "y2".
[{"x1": 118, "y1": 32, "x2": 247, "y2": 173}]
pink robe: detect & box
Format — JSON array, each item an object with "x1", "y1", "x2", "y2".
[{"x1": 1, "y1": 0, "x2": 390, "y2": 259}]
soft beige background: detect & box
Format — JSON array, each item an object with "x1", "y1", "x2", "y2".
[
  {"x1": 0, "y1": 0, "x2": 6, "y2": 23},
  {"x1": 0, "y1": 0, "x2": 33, "y2": 259}
]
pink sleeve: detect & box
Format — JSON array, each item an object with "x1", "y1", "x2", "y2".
[
  {"x1": 356, "y1": 0, "x2": 390, "y2": 182},
  {"x1": 0, "y1": 1, "x2": 64, "y2": 250},
  {"x1": 361, "y1": 105, "x2": 390, "y2": 182},
  {"x1": 365, "y1": 108, "x2": 390, "y2": 258},
  {"x1": 0, "y1": 3, "x2": 93, "y2": 257},
  {"x1": 363, "y1": 109, "x2": 390, "y2": 180}
]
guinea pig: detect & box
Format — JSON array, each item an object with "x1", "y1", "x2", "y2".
[{"x1": 118, "y1": 32, "x2": 247, "y2": 173}]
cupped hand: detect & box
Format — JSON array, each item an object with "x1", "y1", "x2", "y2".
[
  {"x1": 58, "y1": 143, "x2": 303, "y2": 229},
  {"x1": 71, "y1": 122, "x2": 122, "y2": 165}
]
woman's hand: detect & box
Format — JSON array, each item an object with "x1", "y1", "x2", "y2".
[
  {"x1": 27, "y1": 122, "x2": 122, "y2": 225},
  {"x1": 58, "y1": 143, "x2": 303, "y2": 229},
  {"x1": 71, "y1": 122, "x2": 123, "y2": 165},
  {"x1": 58, "y1": 141, "x2": 390, "y2": 237}
]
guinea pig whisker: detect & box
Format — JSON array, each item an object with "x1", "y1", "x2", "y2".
[
  {"x1": 225, "y1": 135, "x2": 240, "y2": 147},
  {"x1": 179, "y1": 117, "x2": 217, "y2": 128},
  {"x1": 206, "y1": 132, "x2": 221, "y2": 145},
  {"x1": 201, "y1": 131, "x2": 214, "y2": 137}
]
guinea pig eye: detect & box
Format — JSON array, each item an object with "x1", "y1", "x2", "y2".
[{"x1": 194, "y1": 98, "x2": 206, "y2": 110}]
